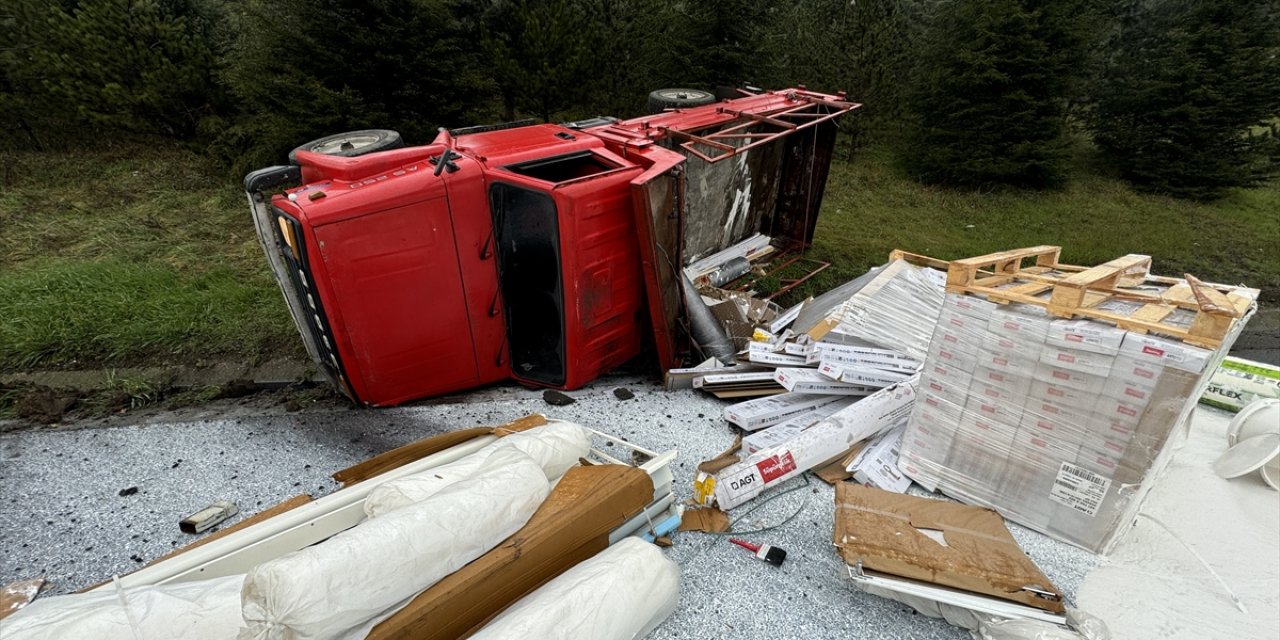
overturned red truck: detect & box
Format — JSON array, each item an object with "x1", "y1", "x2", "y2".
[{"x1": 245, "y1": 87, "x2": 859, "y2": 405}]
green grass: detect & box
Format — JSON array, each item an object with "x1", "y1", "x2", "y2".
[
  {"x1": 793, "y1": 146, "x2": 1280, "y2": 305},
  {"x1": 0, "y1": 142, "x2": 300, "y2": 371},
  {"x1": 1, "y1": 140, "x2": 1275, "y2": 372}
]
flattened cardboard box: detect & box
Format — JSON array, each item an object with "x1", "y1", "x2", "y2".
[{"x1": 833, "y1": 483, "x2": 1064, "y2": 613}]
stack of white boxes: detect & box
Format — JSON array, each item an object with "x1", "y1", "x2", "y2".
[{"x1": 899, "y1": 291, "x2": 1225, "y2": 552}]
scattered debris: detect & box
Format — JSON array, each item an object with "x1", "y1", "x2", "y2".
[
  {"x1": 179, "y1": 501, "x2": 240, "y2": 534},
  {"x1": 612, "y1": 388, "x2": 635, "y2": 401},
  {"x1": 118, "y1": 486, "x2": 139, "y2": 497},
  {"x1": 213, "y1": 379, "x2": 257, "y2": 400},
  {"x1": 696, "y1": 381, "x2": 918, "y2": 510},
  {"x1": 846, "y1": 425, "x2": 910, "y2": 493},
  {"x1": 678, "y1": 507, "x2": 730, "y2": 533},
  {"x1": 0, "y1": 578, "x2": 45, "y2": 621},
  {"x1": 12, "y1": 385, "x2": 76, "y2": 424},
  {"x1": 542, "y1": 390, "x2": 575, "y2": 406},
  {"x1": 834, "y1": 483, "x2": 1064, "y2": 614}
]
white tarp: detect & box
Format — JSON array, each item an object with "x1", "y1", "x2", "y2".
[
  {"x1": 470, "y1": 537, "x2": 679, "y2": 640},
  {"x1": 363, "y1": 420, "x2": 589, "y2": 518},
  {"x1": 0, "y1": 574, "x2": 245, "y2": 640},
  {"x1": 239, "y1": 455, "x2": 549, "y2": 640}
]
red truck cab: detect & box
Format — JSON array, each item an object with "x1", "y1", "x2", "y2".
[{"x1": 245, "y1": 88, "x2": 858, "y2": 405}]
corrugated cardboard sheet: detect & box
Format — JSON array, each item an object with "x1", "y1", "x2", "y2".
[{"x1": 833, "y1": 483, "x2": 1064, "y2": 613}]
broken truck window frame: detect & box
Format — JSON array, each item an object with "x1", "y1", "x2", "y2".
[
  {"x1": 488, "y1": 182, "x2": 568, "y2": 387},
  {"x1": 500, "y1": 150, "x2": 628, "y2": 187}
]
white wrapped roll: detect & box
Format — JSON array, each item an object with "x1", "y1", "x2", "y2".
[
  {"x1": 0, "y1": 574, "x2": 245, "y2": 640},
  {"x1": 240, "y1": 454, "x2": 549, "y2": 640},
  {"x1": 470, "y1": 537, "x2": 680, "y2": 640},
  {"x1": 364, "y1": 420, "x2": 589, "y2": 518}
]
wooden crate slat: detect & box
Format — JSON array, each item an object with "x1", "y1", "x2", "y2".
[
  {"x1": 1185, "y1": 274, "x2": 1239, "y2": 317},
  {"x1": 905, "y1": 246, "x2": 1255, "y2": 349}
]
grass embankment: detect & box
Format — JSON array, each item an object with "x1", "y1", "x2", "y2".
[
  {"x1": 1, "y1": 142, "x2": 1276, "y2": 374},
  {"x1": 796, "y1": 147, "x2": 1280, "y2": 305},
  {"x1": 0, "y1": 143, "x2": 300, "y2": 373}
]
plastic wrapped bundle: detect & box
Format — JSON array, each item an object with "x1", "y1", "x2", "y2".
[
  {"x1": 0, "y1": 574, "x2": 245, "y2": 640},
  {"x1": 470, "y1": 537, "x2": 680, "y2": 640},
  {"x1": 363, "y1": 420, "x2": 589, "y2": 518},
  {"x1": 239, "y1": 456, "x2": 549, "y2": 640}
]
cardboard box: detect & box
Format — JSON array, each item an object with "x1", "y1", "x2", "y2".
[
  {"x1": 742, "y1": 397, "x2": 859, "y2": 454},
  {"x1": 943, "y1": 290, "x2": 998, "y2": 320},
  {"x1": 987, "y1": 305, "x2": 1052, "y2": 344},
  {"x1": 1046, "y1": 319, "x2": 1125, "y2": 354},
  {"x1": 1201, "y1": 356, "x2": 1280, "y2": 411},
  {"x1": 805, "y1": 339, "x2": 920, "y2": 372},
  {"x1": 817, "y1": 361, "x2": 913, "y2": 387},
  {"x1": 833, "y1": 483, "x2": 1065, "y2": 613},
  {"x1": 1118, "y1": 333, "x2": 1212, "y2": 374},
  {"x1": 697, "y1": 378, "x2": 918, "y2": 510},
  {"x1": 723, "y1": 392, "x2": 845, "y2": 431},
  {"x1": 367, "y1": 464, "x2": 654, "y2": 640},
  {"x1": 1032, "y1": 362, "x2": 1107, "y2": 395},
  {"x1": 971, "y1": 365, "x2": 1033, "y2": 397},
  {"x1": 775, "y1": 367, "x2": 876, "y2": 395},
  {"x1": 847, "y1": 425, "x2": 911, "y2": 493},
  {"x1": 1039, "y1": 344, "x2": 1114, "y2": 377}
]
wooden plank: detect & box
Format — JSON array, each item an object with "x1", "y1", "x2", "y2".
[
  {"x1": 1130, "y1": 304, "x2": 1175, "y2": 324},
  {"x1": 333, "y1": 414, "x2": 548, "y2": 486},
  {"x1": 1185, "y1": 274, "x2": 1239, "y2": 317},
  {"x1": 1005, "y1": 282, "x2": 1054, "y2": 297},
  {"x1": 1163, "y1": 283, "x2": 1196, "y2": 305},
  {"x1": 947, "y1": 246, "x2": 1060, "y2": 288}
]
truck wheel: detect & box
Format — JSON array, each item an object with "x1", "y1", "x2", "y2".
[
  {"x1": 646, "y1": 88, "x2": 716, "y2": 114},
  {"x1": 288, "y1": 129, "x2": 403, "y2": 165}
]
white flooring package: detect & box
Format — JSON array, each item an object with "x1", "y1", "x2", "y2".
[
  {"x1": 239, "y1": 457, "x2": 550, "y2": 640},
  {"x1": 1, "y1": 574, "x2": 245, "y2": 640},
  {"x1": 471, "y1": 537, "x2": 680, "y2": 640},
  {"x1": 363, "y1": 419, "x2": 588, "y2": 517}
]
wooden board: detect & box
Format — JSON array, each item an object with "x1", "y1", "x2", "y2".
[{"x1": 897, "y1": 246, "x2": 1258, "y2": 348}]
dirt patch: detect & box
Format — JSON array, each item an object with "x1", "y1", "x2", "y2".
[
  {"x1": 7, "y1": 384, "x2": 79, "y2": 424},
  {"x1": 0, "y1": 378, "x2": 348, "y2": 432}
]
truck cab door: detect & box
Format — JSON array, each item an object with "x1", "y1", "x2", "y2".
[{"x1": 308, "y1": 151, "x2": 481, "y2": 404}]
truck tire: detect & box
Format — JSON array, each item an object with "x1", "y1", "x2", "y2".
[
  {"x1": 646, "y1": 88, "x2": 716, "y2": 114},
  {"x1": 288, "y1": 129, "x2": 403, "y2": 165}
]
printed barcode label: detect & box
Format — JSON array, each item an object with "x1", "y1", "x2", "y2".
[{"x1": 1049, "y1": 462, "x2": 1112, "y2": 517}]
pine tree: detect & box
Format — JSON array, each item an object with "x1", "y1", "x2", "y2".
[
  {"x1": 2, "y1": 0, "x2": 222, "y2": 147},
  {"x1": 902, "y1": 0, "x2": 1086, "y2": 189},
  {"x1": 221, "y1": 0, "x2": 496, "y2": 170},
  {"x1": 1092, "y1": 0, "x2": 1280, "y2": 200}
]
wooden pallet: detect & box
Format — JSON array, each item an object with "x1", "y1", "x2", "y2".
[{"x1": 889, "y1": 246, "x2": 1257, "y2": 348}]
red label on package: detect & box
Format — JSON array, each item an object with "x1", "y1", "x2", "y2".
[
  {"x1": 1049, "y1": 387, "x2": 1065, "y2": 397},
  {"x1": 1119, "y1": 405, "x2": 1137, "y2": 416},
  {"x1": 757, "y1": 452, "x2": 797, "y2": 483},
  {"x1": 1067, "y1": 334, "x2": 1083, "y2": 342},
  {"x1": 1053, "y1": 371, "x2": 1069, "y2": 380},
  {"x1": 1058, "y1": 353, "x2": 1076, "y2": 363},
  {"x1": 994, "y1": 357, "x2": 1008, "y2": 366},
  {"x1": 1125, "y1": 387, "x2": 1146, "y2": 399},
  {"x1": 1134, "y1": 367, "x2": 1154, "y2": 379},
  {"x1": 1142, "y1": 345, "x2": 1164, "y2": 357}
]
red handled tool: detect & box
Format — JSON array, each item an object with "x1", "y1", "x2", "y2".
[{"x1": 729, "y1": 537, "x2": 787, "y2": 567}]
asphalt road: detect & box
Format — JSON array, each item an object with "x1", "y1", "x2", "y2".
[{"x1": 0, "y1": 375, "x2": 1109, "y2": 640}]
